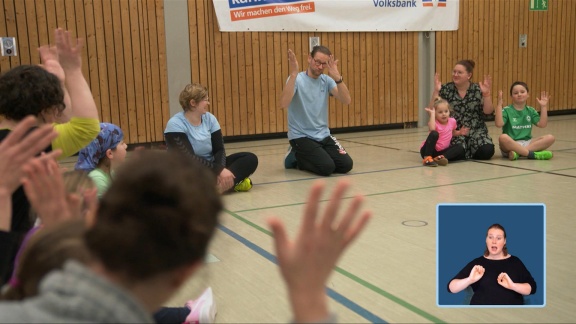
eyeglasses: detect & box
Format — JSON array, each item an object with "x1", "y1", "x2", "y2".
[{"x1": 313, "y1": 58, "x2": 328, "y2": 67}]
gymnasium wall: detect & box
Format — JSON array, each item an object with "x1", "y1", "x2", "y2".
[{"x1": 0, "y1": 0, "x2": 574, "y2": 143}]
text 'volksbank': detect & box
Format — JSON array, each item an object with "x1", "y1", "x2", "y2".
[{"x1": 373, "y1": 0, "x2": 417, "y2": 7}]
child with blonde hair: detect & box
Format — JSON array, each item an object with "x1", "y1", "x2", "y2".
[{"x1": 420, "y1": 99, "x2": 468, "y2": 166}]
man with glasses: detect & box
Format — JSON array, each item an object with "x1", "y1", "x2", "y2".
[{"x1": 279, "y1": 46, "x2": 353, "y2": 176}]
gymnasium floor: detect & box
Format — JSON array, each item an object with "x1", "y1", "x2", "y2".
[{"x1": 65, "y1": 115, "x2": 576, "y2": 323}]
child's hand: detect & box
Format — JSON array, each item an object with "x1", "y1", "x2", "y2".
[
  {"x1": 425, "y1": 107, "x2": 435, "y2": 116},
  {"x1": 537, "y1": 91, "x2": 550, "y2": 107},
  {"x1": 459, "y1": 127, "x2": 470, "y2": 136},
  {"x1": 497, "y1": 90, "x2": 503, "y2": 107}
]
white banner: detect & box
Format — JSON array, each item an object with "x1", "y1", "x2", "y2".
[{"x1": 212, "y1": 0, "x2": 459, "y2": 32}]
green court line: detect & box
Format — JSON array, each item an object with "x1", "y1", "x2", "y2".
[
  {"x1": 222, "y1": 169, "x2": 570, "y2": 323},
  {"x1": 223, "y1": 208, "x2": 446, "y2": 323}
]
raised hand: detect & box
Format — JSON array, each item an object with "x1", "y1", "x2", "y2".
[
  {"x1": 536, "y1": 91, "x2": 550, "y2": 107},
  {"x1": 468, "y1": 265, "x2": 485, "y2": 283},
  {"x1": 433, "y1": 72, "x2": 442, "y2": 93},
  {"x1": 54, "y1": 28, "x2": 84, "y2": 72},
  {"x1": 38, "y1": 45, "x2": 65, "y2": 83},
  {"x1": 497, "y1": 272, "x2": 515, "y2": 290},
  {"x1": 268, "y1": 179, "x2": 371, "y2": 322},
  {"x1": 0, "y1": 116, "x2": 60, "y2": 194},
  {"x1": 479, "y1": 75, "x2": 492, "y2": 96},
  {"x1": 22, "y1": 157, "x2": 77, "y2": 228},
  {"x1": 287, "y1": 49, "x2": 299, "y2": 75},
  {"x1": 497, "y1": 90, "x2": 504, "y2": 107},
  {"x1": 326, "y1": 54, "x2": 341, "y2": 80},
  {"x1": 425, "y1": 106, "x2": 435, "y2": 116}
]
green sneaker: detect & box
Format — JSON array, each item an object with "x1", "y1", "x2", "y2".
[
  {"x1": 534, "y1": 150, "x2": 553, "y2": 160},
  {"x1": 508, "y1": 151, "x2": 519, "y2": 161},
  {"x1": 234, "y1": 178, "x2": 253, "y2": 192}
]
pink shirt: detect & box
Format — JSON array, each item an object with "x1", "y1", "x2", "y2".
[{"x1": 420, "y1": 117, "x2": 457, "y2": 151}]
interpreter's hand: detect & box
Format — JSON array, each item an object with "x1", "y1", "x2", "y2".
[
  {"x1": 497, "y1": 272, "x2": 515, "y2": 290},
  {"x1": 459, "y1": 127, "x2": 470, "y2": 136},
  {"x1": 55, "y1": 28, "x2": 84, "y2": 72},
  {"x1": 468, "y1": 265, "x2": 485, "y2": 283},
  {"x1": 479, "y1": 75, "x2": 492, "y2": 96},
  {"x1": 22, "y1": 157, "x2": 79, "y2": 228},
  {"x1": 268, "y1": 179, "x2": 371, "y2": 323},
  {"x1": 0, "y1": 116, "x2": 59, "y2": 194},
  {"x1": 217, "y1": 168, "x2": 236, "y2": 193},
  {"x1": 536, "y1": 91, "x2": 550, "y2": 108},
  {"x1": 287, "y1": 49, "x2": 299, "y2": 76},
  {"x1": 425, "y1": 107, "x2": 435, "y2": 116},
  {"x1": 326, "y1": 54, "x2": 341, "y2": 81},
  {"x1": 433, "y1": 72, "x2": 442, "y2": 93}
]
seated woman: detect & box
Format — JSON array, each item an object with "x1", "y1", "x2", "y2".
[{"x1": 164, "y1": 83, "x2": 258, "y2": 193}]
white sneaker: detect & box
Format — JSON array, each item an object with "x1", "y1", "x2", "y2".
[{"x1": 184, "y1": 287, "x2": 216, "y2": 323}]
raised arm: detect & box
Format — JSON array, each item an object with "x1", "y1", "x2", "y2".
[
  {"x1": 279, "y1": 49, "x2": 300, "y2": 109},
  {"x1": 268, "y1": 179, "x2": 371, "y2": 322},
  {"x1": 425, "y1": 106, "x2": 436, "y2": 131},
  {"x1": 536, "y1": 91, "x2": 550, "y2": 128},
  {"x1": 494, "y1": 90, "x2": 505, "y2": 128},
  {"x1": 429, "y1": 72, "x2": 442, "y2": 109},
  {"x1": 0, "y1": 116, "x2": 60, "y2": 231},
  {"x1": 479, "y1": 75, "x2": 494, "y2": 115},
  {"x1": 327, "y1": 55, "x2": 351, "y2": 105},
  {"x1": 55, "y1": 28, "x2": 99, "y2": 120}
]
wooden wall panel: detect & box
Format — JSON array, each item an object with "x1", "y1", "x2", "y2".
[
  {"x1": 1, "y1": 0, "x2": 573, "y2": 141},
  {"x1": 436, "y1": 0, "x2": 576, "y2": 112},
  {"x1": 190, "y1": 0, "x2": 419, "y2": 137},
  {"x1": 0, "y1": 0, "x2": 169, "y2": 144}
]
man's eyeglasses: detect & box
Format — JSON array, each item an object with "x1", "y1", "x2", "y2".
[{"x1": 313, "y1": 58, "x2": 328, "y2": 67}]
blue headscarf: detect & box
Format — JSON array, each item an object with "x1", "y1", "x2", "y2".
[{"x1": 75, "y1": 123, "x2": 124, "y2": 172}]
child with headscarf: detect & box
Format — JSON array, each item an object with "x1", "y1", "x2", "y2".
[{"x1": 75, "y1": 123, "x2": 127, "y2": 198}]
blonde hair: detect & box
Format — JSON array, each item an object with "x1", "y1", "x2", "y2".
[
  {"x1": 179, "y1": 83, "x2": 208, "y2": 111},
  {"x1": 433, "y1": 98, "x2": 450, "y2": 109}
]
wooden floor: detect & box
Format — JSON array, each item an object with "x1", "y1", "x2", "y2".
[{"x1": 61, "y1": 115, "x2": 576, "y2": 323}]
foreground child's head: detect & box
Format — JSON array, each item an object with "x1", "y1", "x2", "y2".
[{"x1": 75, "y1": 123, "x2": 126, "y2": 172}]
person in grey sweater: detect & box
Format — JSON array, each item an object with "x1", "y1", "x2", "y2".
[{"x1": 0, "y1": 150, "x2": 371, "y2": 323}]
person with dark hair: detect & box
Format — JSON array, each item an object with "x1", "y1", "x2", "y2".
[
  {"x1": 0, "y1": 150, "x2": 371, "y2": 323},
  {"x1": 280, "y1": 45, "x2": 353, "y2": 176},
  {"x1": 430, "y1": 60, "x2": 495, "y2": 160},
  {"x1": 0, "y1": 28, "x2": 100, "y2": 284},
  {"x1": 495, "y1": 82, "x2": 555, "y2": 160},
  {"x1": 164, "y1": 83, "x2": 258, "y2": 193},
  {"x1": 447, "y1": 224, "x2": 537, "y2": 305}
]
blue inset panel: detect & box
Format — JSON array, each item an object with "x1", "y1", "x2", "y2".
[{"x1": 437, "y1": 204, "x2": 545, "y2": 307}]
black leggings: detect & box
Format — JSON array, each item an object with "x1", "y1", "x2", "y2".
[
  {"x1": 226, "y1": 152, "x2": 258, "y2": 185},
  {"x1": 472, "y1": 144, "x2": 495, "y2": 160},
  {"x1": 420, "y1": 131, "x2": 466, "y2": 161},
  {"x1": 289, "y1": 136, "x2": 353, "y2": 176}
]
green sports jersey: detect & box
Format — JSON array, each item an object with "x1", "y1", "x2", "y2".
[{"x1": 501, "y1": 105, "x2": 541, "y2": 141}]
